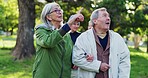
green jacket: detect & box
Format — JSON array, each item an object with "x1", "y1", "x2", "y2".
[{"x1": 33, "y1": 24, "x2": 73, "y2": 78}]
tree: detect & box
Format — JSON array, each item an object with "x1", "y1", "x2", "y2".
[
  {"x1": 12, "y1": 0, "x2": 35, "y2": 60},
  {"x1": 124, "y1": 0, "x2": 148, "y2": 50}
]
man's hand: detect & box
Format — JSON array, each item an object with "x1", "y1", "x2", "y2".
[{"x1": 100, "y1": 63, "x2": 110, "y2": 72}]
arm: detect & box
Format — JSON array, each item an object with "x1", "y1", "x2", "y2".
[
  {"x1": 36, "y1": 28, "x2": 63, "y2": 48},
  {"x1": 118, "y1": 37, "x2": 131, "y2": 78},
  {"x1": 72, "y1": 35, "x2": 101, "y2": 73},
  {"x1": 36, "y1": 13, "x2": 84, "y2": 48}
]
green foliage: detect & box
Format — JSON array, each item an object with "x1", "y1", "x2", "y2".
[
  {"x1": 1, "y1": 0, "x2": 147, "y2": 36},
  {"x1": 56, "y1": 0, "x2": 94, "y2": 31},
  {"x1": 0, "y1": 0, "x2": 18, "y2": 34},
  {"x1": 128, "y1": 10, "x2": 148, "y2": 35}
]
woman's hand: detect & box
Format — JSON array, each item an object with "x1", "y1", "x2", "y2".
[
  {"x1": 86, "y1": 54, "x2": 94, "y2": 62},
  {"x1": 67, "y1": 14, "x2": 84, "y2": 26}
]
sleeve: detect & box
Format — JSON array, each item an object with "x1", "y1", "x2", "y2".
[
  {"x1": 58, "y1": 23, "x2": 71, "y2": 36},
  {"x1": 118, "y1": 36, "x2": 131, "y2": 78},
  {"x1": 72, "y1": 35, "x2": 101, "y2": 73},
  {"x1": 36, "y1": 28, "x2": 63, "y2": 48}
]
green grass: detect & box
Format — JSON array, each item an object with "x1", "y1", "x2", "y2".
[
  {"x1": 130, "y1": 47, "x2": 148, "y2": 78},
  {"x1": 0, "y1": 50, "x2": 34, "y2": 78}
]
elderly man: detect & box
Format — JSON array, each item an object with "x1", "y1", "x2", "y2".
[{"x1": 72, "y1": 7, "x2": 130, "y2": 78}]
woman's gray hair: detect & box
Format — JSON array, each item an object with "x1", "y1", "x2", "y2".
[
  {"x1": 90, "y1": 7, "x2": 107, "y2": 26},
  {"x1": 41, "y1": 2, "x2": 60, "y2": 25}
]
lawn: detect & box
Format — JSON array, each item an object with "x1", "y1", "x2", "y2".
[
  {"x1": 0, "y1": 35, "x2": 34, "y2": 78},
  {"x1": 130, "y1": 47, "x2": 148, "y2": 78},
  {"x1": 0, "y1": 35, "x2": 148, "y2": 78},
  {"x1": 0, "y1": 49, "x2": 34, "y2": 78}
]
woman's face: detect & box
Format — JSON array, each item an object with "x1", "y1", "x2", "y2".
[
  {"x1": 70, "y1": 22, "x2": 80, "y2": 32},
  {"x1": 47, "y1": 5, "x2": 63, "y2": 22}
]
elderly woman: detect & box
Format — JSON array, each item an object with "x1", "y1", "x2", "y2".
[{"x1": 32, "y1": 2, "x2": 84, "y2": 78}]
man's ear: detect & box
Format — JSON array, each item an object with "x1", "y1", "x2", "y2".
[
  {"x1": 93, "y1": 19, "x2": 97, "y2": 24},
  {"x1": 46, "y1": 15, "x2": 52, "y2": 21}
]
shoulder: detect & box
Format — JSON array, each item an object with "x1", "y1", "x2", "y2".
[
  {"x1": 109, "y1": 30, "x2": 122, "y2": 37},
  {"x1": 109, "y1": 30, "x2": 124, "y2": 42},
  {"x1": 80, "y1": 29, "x2": 93, "y2": 37},
  {"x1": 77, "y1": 29, "x2": 93, "y2": 41},
  {"x1": 35, "y1": 23, "x2": 52, "y2": 31}
]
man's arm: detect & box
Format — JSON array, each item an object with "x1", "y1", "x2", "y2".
[
  {"x1": 72, "y1": 35, "x2": 101, "y2": 73},
  {"x1": 118, "y1": 39, "x2": 131, "y2": 78}
]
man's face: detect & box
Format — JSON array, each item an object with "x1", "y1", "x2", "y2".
[{"x1": 95, "y1": 10, "x2": 111, "y2": 31}]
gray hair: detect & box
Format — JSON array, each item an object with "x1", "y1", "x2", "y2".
[
  {"x1": 90, "y1": 7, "x2": 107, "y2": 26},
  {"x1": 41, "y1": 2, "x2": 60, "y2": 25}
]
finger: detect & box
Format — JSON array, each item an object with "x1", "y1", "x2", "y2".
[
  {"x1": 106, "y1": 64, "x2": 110, "y2": 68},
  {"x1": 77, "y1": 7, "x2": 83, "y2": 14}
]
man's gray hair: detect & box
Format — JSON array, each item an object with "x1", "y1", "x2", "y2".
[
  {"x1": 40, "y1": 2, "x2": 60, "y2": 25},
  {"x1": 90, "y1": 7, "x2": 107, "y2": 26}
]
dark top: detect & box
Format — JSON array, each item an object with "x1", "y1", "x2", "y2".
[
  {"x1": 70, "y1": 32, "x2": 81, "y2": 44},
  {"x1": 98, "y1": 32, "x2": 109, "y2": 51},
  {"x1": 70, "y1": 31, "x2": 81, "y2": 69}
]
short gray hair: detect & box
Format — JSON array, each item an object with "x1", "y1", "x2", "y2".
[
  {"x1": 41, "y1": 2, "x2": 60, "y2": 25},
  {"x1": 90, "y1": 7, "x2": 107, "y2": 26}
]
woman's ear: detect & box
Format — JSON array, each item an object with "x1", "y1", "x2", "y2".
[{"x1": 46, "y1": 15, "x2": 52, "y2": 21}]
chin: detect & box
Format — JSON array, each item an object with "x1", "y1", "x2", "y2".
[{"x1": 104, "y1": 28, "x2": 109, "y2": 31}]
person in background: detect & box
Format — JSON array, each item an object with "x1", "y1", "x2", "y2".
[
  {"x1": 69, "y1": 15, "x2": 81, "y2": 45},
  {"x1": 68, "y1": 15, "x2": 81, "y2": 78},
  {"x1": 72, "y1": 7, "x2": 130, "y2": 78},
  {"x1": 69, "y1": 15, "x2": 94, "y2": 78},
  {"x1": 88, "y1": 20, "x2": 93, "y2": 29},
  {"x1": 32, "y1": 2, "x2": 84, "y2": 78}
]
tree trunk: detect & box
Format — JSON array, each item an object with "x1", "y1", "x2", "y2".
[
  {"x1": 12, "y1": 0, "x2": 35, "y2": 60},
  {"x1": 133, "y1": 34, "x2": 141, "y2": 50}
]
